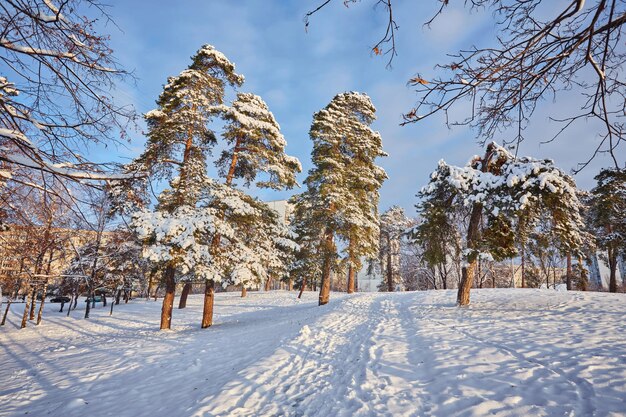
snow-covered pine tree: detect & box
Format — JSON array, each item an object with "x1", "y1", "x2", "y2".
[
  {"x1": 411, "y1": 188, "x2": 464, "y2": 291},
  {"x1": 511, "y1": 203, "x2": 542, "y2": 288},
  {"x1": 125, "y1": 45, "x2": 300, "y2": 329},
  {"x1": 378, "y1": 206, "x2": 412, "y2": 292},
  {"x1": 418, "y1": 142, "x2": 586, "y2": 305},
  {"x1": 131, "y1": 45, "x2": 244, "y2": 330},
  {"x1": 589, "y1": 168, "x2": 626, "y2": 292},
  {"x1": 139, "y1": 44, "x2": 244, "y2": 207},
  {"x1": 341, "y1": 101, "x2": 387, "y2": 294},
  {"x1": 209, "y1": 91, "x2": 301, "y2": 307},
  {"x1": 219, "y1": 92, "x2": 301, "y2": 189},
  {"x1": 304, "y1": 92, "x2": 386, "y2": 305},
  {"x1": 289, "y1": 191, "x2": 325, "y2": 298},
  {"x1": 133, "y1": 178, "x2": 299, "y2": 326}
]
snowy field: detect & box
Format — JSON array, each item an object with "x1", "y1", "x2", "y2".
[{"x1": 1, "y1": 289, "x2": 625, "y2": 417}]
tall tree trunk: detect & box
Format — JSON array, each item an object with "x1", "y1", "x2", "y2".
[
  {"x1": 160, "y1": 265, "x2": 176, "y2": 330},
  {"x1": 21, "y1": 284, "x2": 33, "y2": 329},
  {"x1": 201, "y1": 280, "x2": 215, "y2": 328},
  {"x1": 386, "y1": 234, "x2": 394, "y2": 292},
  {"x1": 319, "y1": 259, "x2": 331, "y2": 305},
  {"x1": 298, "y1": 276, "x2": 307, "y2": 299},
  {"x1": 318, "y1": 229, "x2": 333, "y2": 306},
  {"x1": 4, "y1": 274, "x2": 22, "y2": 325},
  {"x1": 241, "y1": 285, "x2": 247, "y2": 298},
  {"x1": 347, "y1": 264, "x2": 355, "y2": 294},
  {"x1": 116, "y1": 288, "x2": 122, "y2": 305},
  {"x1": 608, "y1": 247, "x2": 617, "y2": 293},
  {"x1": 36, "y1": 279, "x2": 48, "y2": 325},
  {"x1": 110, "y1": 297, "x2": 115, "y2": 316},
  {"x1": 178, "y1": 282, "x2": 192, "y2": 309},
  {"x1": 457, "y1": 202, "x2": 483, "y2": 306},
  {"x1": 66, "y1": 294, "x2": 73, "y2": 317},
  {"x1": 288, "y1": 278, "x2": 293, "y2": 291},
  {"x1": 1, "y1": 299, "x2": 11, "y2": 325},
  {"x1": 457, "y1": 263, "x2": 477, "y2": 306},
  {"x1": 578, "y1": 255, "x2": 587, "y2": 291},
  {"x1": 439, "y1": 264, "x2": 448, "y2": 290},
  {"x1": 566, "y1": 252, "x2": 572, "y2": 290},
  {"x1": 28, "y1": 287, "x2": 37, "y2": 320},
  {"x1": 146, "y1": 272, "x2": 154, "y2": 299},
  {"x1": 38, "y1": 249, "x2": 54, "y2": 323},
  {"x1": 102, "y1": 293, "x2": 107, "y2": 307},
  {"x1": 85, "y1": 288, "x2": 92, "y2": 319},
  {"x1": 521, "y1": 246, "x2": 526, "y2": 288},
  {"x1": 264, "y1": 276, "x2": 272, "y2": 292},
  {"x1": 225, "y1": 136, "x2": 242, "y2": 186}
]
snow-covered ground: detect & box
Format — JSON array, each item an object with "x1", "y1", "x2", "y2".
[{"x1": 0, "y1": 289, "x2": 625, "y2": 417}]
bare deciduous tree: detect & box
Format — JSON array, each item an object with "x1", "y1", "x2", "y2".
[
  {"x1": 307, "y1": 0, "x2": 625, "y2": 168},
  {"x1": 0, "y1": 0, "x2": 137, "y2": 191}
]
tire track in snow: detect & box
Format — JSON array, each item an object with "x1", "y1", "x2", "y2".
[{"x1": 197, "y1": 294, "x2": 381, "y2": 417}]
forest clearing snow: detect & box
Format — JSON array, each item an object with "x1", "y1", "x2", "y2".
[{"x1": 0, "y1": 289, "x2": 625, "y2": 417}]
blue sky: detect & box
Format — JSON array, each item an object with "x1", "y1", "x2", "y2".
[{"x1": 96, "y1": 0, "x2": 619, "y2": 214}]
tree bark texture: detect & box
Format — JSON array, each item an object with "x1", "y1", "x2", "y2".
[
  {"x1": 178, "y1": 282, "x2": 192, "y2": 309},
  {"x1": 146, "y1": 275, "x2": 152, "y2": 299},
  {"x1": 225, "y1": 136, "x2": 241, "y2": 186},
  {"x1": 318, "y1": 228, "x2": 333, "y2": 306},
  {"x1": 28, "y1": 288, "x2": 37, "y2": 320},
  {"x1": 201, "y1": 280, "x2": 215, "y2": 328},
  {"x1": 21, "y1": 284, "x2": 33, "y2": 329},
  {"x1": 298, "y1": 276, "x2": 307, "y2": 299},
  {"x1": 84, "y1": 289, "x2": 92, "y2": 319},
  {"x1": 521, "y1": 247, "x2": 526, "y2": 288},
  {"x1": 1, "y1": 300, "x2": 11, "y2": 325},
  {"x1": 160, "y1": 265, "x2": 176, "y2": 330},
  {"x1": 241, "y1": 286, "x2": 247, "y2": 298},
  {"x1": 566, "y1": 252, "x2": 572, "y2": 290},
  {"x1": 608, "y1": 245, "x2": 618, "y2": 292},
  {"x1": 36, "y1": 279, "x2": 48, "y2": 325},
  {"x1": 386, "y1": 234, "x2": 394, "y2": 292},
  {"x1": 347, "y1": 264, "x2": 355, "y2": 294},
  {"x1": 578, "y1": 255, "x2": 587, "y2": 291},
  {"x1": 66, "y1": 294, "x2": 73, "y2": 317},
  {"x1": 456, "y1": 202, "x2": 483, "y2": 306}
]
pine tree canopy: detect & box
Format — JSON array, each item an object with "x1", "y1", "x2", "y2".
[
  {"x1": 219, "y1": 92, "x2": 301, "y2": 189},
  {"x1": 418, "y1": 142, "x2": 586, "y2": 263}
]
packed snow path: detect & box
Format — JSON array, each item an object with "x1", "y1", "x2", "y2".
[{"x1": 0, "y1": 290, "x2": 625, "y2": 417}]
